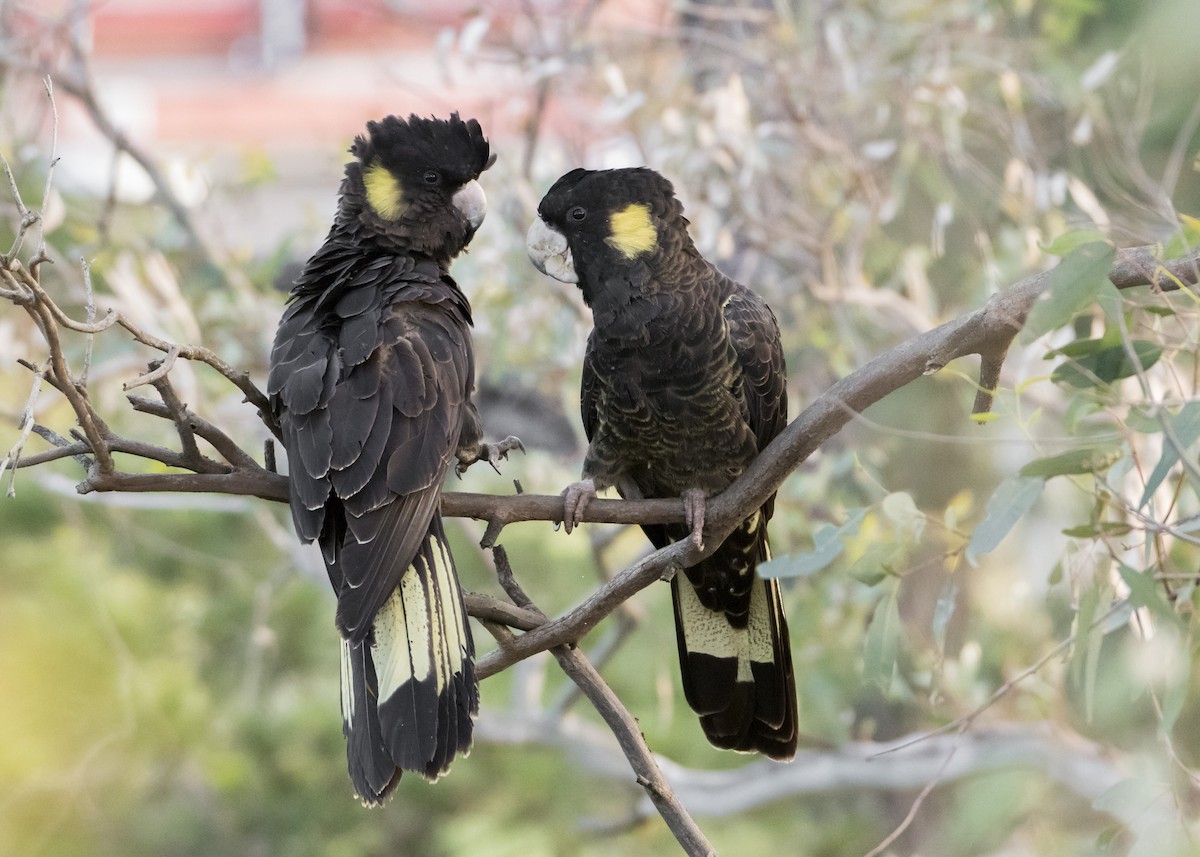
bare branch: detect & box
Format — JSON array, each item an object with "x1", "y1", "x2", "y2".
[
  {"x1": 4, "y1": 252, "x2": 277, "y2": 438},
  {"x1": 1, "y1": 359, "x2": 49, "y2": 495},
  {"x1": 36, "y1": 76, "x2": 59, "y2": 257},
  {"x1": 862, "y1": 725, "x2": 966, "y2": 857},
  {"x1": 489, "y1": 545, "x2": 714, "y2": 856},
  {"x1": 30, "y1": 423, "x2": 91, "y2": 469},
  {"x1": 51, "y1": 38, "x2": 221, "y2": 268},
  {"x1": 476, "y1": 535, "x2": 694, "y2": 679},
  {"x1": 551, "y1": 638, "x2": 716, "y2": 856},
  {"x1": 123, "y1": 346, "x2": 180, "y2": 391},
  {"x1": 476, "y1": 712, "x2": 1144, "y2": 837},
  {"x1": 15, "y1": 439, "x2": 93, "y2": 468},
  {"x1": 0, "y1": 149, "x2": 36, "y2": 262},
  {"x1": 81, "y1": 469, "x2": 282, "y2": 500},
  {"x1": 463, "y1": 591, "x2": 543, "y2": 632},
  {"x1": 22, "y1": 277, "x2": 115, "y2": 474},
  {"x1": 113, "y1": 316, "x2": 279, "y2": 438},
  {"x1": 463, "y1": 244, "x2": 1200, "y2": 673},
  {"x1": 80, "y1": 257, "x2": 97, "y2": 386},
  {"x1": 12, "y1": 242, "x2": 1194, "y2": 679},
  {"x1": 126, "y1": 395, "x2": 263, "y2": 471},
  {"x1": 654, "y1": 725, "x2": 1132, "y2": 822}
]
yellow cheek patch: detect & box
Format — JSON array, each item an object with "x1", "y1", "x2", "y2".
[
  {"x1": 606, "y1": 203, "x2": 657, "y2": 258},
  {"x1": 363, "y1": 161, "x2": 406, "y2": 219}
]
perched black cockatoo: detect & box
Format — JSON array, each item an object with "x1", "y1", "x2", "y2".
[
  {"x1": 268, "y1": 114, "x2": 518, "y2": 805},
  {"x1": 526, "y1": 167, "x2": 797, "y2": 759}
]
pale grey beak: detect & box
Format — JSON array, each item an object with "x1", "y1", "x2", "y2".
[
  {"x1": 452, "y1": 180, "x2": 487, "y2": 232},
  {"x1": 526, "y1": 217, "x2": 578, "y2": 284}
]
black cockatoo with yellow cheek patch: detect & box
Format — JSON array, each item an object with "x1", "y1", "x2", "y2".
[
  {"x1": 526, "y1": 167, "x2": 797, "y2": 760},
  {"x1": 269, "y1": 114, "x2": 520, "y2": 805}
]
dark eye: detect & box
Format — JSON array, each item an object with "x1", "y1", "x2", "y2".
[
  {"x1": 423, "y1": 170, "x2": 441, "y2": 185},
  {"x1": 569, "y1": 206, "x2": 587, "y2": 222}
]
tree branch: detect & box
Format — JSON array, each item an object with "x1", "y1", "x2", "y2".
[
  {"x1": 9, "y1": 241, "x2": 1197, "y2": 674},
  {"x1": 487, "y1": 545, "x2": 715, "y2": 856},
  {"x1": 474, "y1": 244, "x2": 1200, "y2": 672}
]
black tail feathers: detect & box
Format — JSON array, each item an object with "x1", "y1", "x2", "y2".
[{"x1": 340, "y1": 519, "x2": 478, "y2": 805}]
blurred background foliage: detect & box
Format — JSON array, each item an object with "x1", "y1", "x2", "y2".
[{"x1": 3, "y1": 0, "x2": 1200, "y2": 854}]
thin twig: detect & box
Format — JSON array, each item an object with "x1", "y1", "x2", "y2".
[
  {"x1": 115, "y1": 316, "x2": 279, "y2": 438},
  {"x1": 36, "y1": 76, "x2": 59, "y2": 257},
  {"x1": 15, "y1": 440, "x2": 94, "y2": 468},
  {"x1": 23, "y1": 281, "x2": 115, "y2": 474},
  {"x1": 869, "y1": 598, "x2": 1131, "y2": 760},
  {"x1": 123, "y1": 346, "x2": 179, "y2": 391},
  {"x1": 1, "y1": 359, "x2": 50, "y2": 495},
  {"x1": 861, "y1": 723, "x2": 967, "y2": 857},
  {"x1": 491, "y1": 545, "x2": 715, "y2": 856},
  {"x1": 6, "y1": 260, "x2": 276, "y2": 436},
  {"x1": 80, "y1": 257, "x2": 96, "y2": 387},
  {"x1": 149, "y1": 369, "x2": 202, "y2": 461},
  {"x1": 29, "y1": 423, "x2": 92, "y2": 469},
  {"x1": 551, "y1": 643, "x2": 716, "y2": 856},
  {"x1": 126, "y1": 395, "x2": 262, "y2": 471},
  {"x1": 52, "y1": 32, "x2": 220, "y2": 269},
  {"x1": 0, "y1": 148, "x2": 35, "y2": 262}
]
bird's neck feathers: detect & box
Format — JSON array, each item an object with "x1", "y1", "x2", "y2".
[
  {"x1": 579, "y1": 249, "x2": 714, "y2": 343},
  {"x1": 577, "y1": 230, "x2": 703, "y2": 297},
  {"x1": 328, "y1": 166, "x2": 463, "y2": 269}
]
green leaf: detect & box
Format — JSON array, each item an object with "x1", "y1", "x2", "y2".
[
  {"x1": 1162, "y1": 213, "x2": 1200, "y2": 259},
  {"x1": 1044, "y1": 332, "x2": 1117, "y2": 359},
  {"x1": 1142, "y1": 304, "x2": 1177, "y2": 317},
  {"x1": 1061, "y1": 521, "x2": 1133, "y2": 538},
  {"x1": 966, "y1": 476, "x2": 1043, "y2": 565},
  {"x1": 1116, "y1": 564, "x2": 1176, "y2": 625},
  {"x1": 1159, "y1": 638, "x2": 1192, "y2": 735},
  {"x1": 863, "y1": 580, "x2": 901, "y2": 692},
  {"x1": 1051, "y1": 340, "x2": 1162, "y2": 389},
  {"x1": 1020, "y1": 446, "x2": 1123, "y2": 478},
  {"x1": 1070, "y1": 582, "x2": 1110, "y2": 723},
  {"x1": 1092, "y1": 777, "x2": 1158, "y2": 815},
  {"x1": 1041, "y1": 228, "x2": 1108, "y2": 256},
  {"x1": 1022, "y1": 242, "x2": 1116, "y2": 341},
  {"x1": 1138, "y1": 402, "x2": 1200, "y2": 509},
  {"x1": 1125, "y1": 406, "x2": 1164, "y2": 433},
  {"x1": 931, "y1": 581, "x2": 958, "y2": 651},
  {"x1": 760, "y1": 508, "x2": 866, "y2": 579},
  {"x1": 849, "y1": 564, "x2": 889, "y2": 586}
]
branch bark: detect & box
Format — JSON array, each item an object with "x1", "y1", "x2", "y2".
[
  {"x1": 485, "y1": 545, "x2": 715, "y2": 856},
  {"x1": 8, "y1": 243, "x2": 1199, "y2": 671},
  {"x1": 474, "y1": 243, "x2": 1200, "y2": 673},
  {"x1": 5, "y1": 206, "x2": 1199, "y2": 851}
]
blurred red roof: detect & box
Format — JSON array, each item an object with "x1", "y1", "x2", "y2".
[{"x1": 75, "y1": 0, "x2": 656, "y2": 147}]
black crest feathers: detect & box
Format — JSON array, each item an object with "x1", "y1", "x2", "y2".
[{"x1": 352, "y1": 113, "x2": 494, "y2": 184}]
